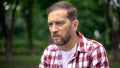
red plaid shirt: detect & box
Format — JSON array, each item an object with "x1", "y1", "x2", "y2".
[{"x1": 39, "y1": 32, "x2": 109, "y2": 68}]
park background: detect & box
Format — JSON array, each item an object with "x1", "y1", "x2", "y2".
[{"x1": 0, "y1": 0, "x2": 120, "y2": 68}]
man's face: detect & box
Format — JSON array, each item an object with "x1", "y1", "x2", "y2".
[{"x1": 48, "y1": 9, "x2": 74, "y2": 46}]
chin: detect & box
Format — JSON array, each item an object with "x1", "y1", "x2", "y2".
[{"x1": 55, "y1": 42, "x2": 65, "y2": 46}]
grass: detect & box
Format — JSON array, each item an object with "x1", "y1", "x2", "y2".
[
  {"x1": 108, "y1": 52, "x2": 120, "y2": 68},
  {"x1": 0, "y1": 55, "x2": 40, "y2": 68},
  {"x1": 110, "y1": 61, "x2": 120, "y2": 68},
  {"x1": 0, "y1": 40, "x2": 47, "y2": 68},
  {"x1": 0, "y1": 53, "x2": 120, "y2": 68}
]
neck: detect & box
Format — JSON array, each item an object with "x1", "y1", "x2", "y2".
[{"x1": 61, "y1": 33, "x2": 78, "y2": 51}]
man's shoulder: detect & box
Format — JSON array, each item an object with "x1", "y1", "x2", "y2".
[
  {"x1": 86, "y1": 38, "x2": 103, "y2": 49},
  {"x1": 77, "y1": 32, "x2": 104, "y2": 52},
  {"x1": 45, "y1": 44, "x2": 59, "y2": 51},
  {"x1": 85, "y1": 38, "x2": 105, "y2": 54}
]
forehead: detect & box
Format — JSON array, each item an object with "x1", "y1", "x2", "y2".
[{"x1": 48, "y1": 9, "x2": 68, "y2": 22}]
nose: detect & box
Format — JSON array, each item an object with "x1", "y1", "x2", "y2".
[{"x1": 51, "y1": 24, "x2": 58, "y2": 33}]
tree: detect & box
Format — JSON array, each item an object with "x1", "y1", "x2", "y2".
[
  {"x1": 21, "y1": 0, "x2": 35, "y2": 55},
  {"x1": 0, "y1": 0, "x2": 19, "y2": 63},
  {"x1": 106, "y1": 0, "x2": 120, "y2": 61}
]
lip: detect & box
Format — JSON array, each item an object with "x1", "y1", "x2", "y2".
[
  {"x1": 53, "y1": 36, "x2": 60, "y2": 38},
  {"x1": 52, "y1": 34, "x2": 60, "y2": 37},
  {"x1": 53, "y1": 36, "x2": 60, "y2": 40}
]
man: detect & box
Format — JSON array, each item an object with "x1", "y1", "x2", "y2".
[{"x1": 39, "y1": 1, "x2": 109, "y2": 68}]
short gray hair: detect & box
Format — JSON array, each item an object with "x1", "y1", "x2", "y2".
[{"x1": 47, "y1": 1, "x2": 77, "y2": 21}]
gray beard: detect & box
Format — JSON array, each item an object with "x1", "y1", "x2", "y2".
[{"x1": 54, "y1": 35, "x2": 71, "y2": 46}]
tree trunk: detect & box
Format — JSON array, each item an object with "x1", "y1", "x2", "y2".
[
  {"x1": 22, "y1": 0, "x2": 35, "y2": 55},
  {"x1": 0, "y1": 0, "x2": 13, "y2": 63},
  {"x1": 5, "y1": 36, "x2": 13, "y2": 63},
  {"x1": 0, "y1": 0, "x2": 19, "y2": 63},
  {"x1": 112, "y1": 32, "x2": 120, "y2": 61},
  {"x1": 106, "y1": 0, "x2": 120, "y2": 61},
  {"x1": 27, "y1": 1, "x2": 35, "y2": 55},
  {"x1": 26, "y1": 13, "x2": 35, "y2": 55},
  {"x1": 113, "y1": 0, "x2": 120, "y2": 61}
]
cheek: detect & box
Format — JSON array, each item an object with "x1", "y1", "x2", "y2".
[
  {"x1": 49, "y1": 28, "x2": 51, "y2": 33},
  {"x1": 49, "y1": 28, "x2": 53, "y2": 35},
  {"x1": 60, "y1": 25, "x2": 72, "y2": 35}
]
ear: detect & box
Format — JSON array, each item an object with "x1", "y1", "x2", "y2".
[{"x1": 72, "y1": 19, "x2": 79, "y2": 31}]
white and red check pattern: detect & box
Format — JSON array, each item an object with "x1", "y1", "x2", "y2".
[{"x1": 39, "y1": 32, "x2": 109, "y2": 68}]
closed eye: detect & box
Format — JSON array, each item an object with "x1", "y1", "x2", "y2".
[
  {"x1": 56, "y1": 21, "x2": 64, "y2": 26},
  {"x1": 48, "y1": 22, "x2": 52, "y2": 27}
]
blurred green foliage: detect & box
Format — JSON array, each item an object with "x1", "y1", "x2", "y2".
[{"x1": 0, "y1": 40, "x2": 47, "y2": 55}]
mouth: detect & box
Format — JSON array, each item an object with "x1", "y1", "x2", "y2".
[
  {"x1": 52, "y1": 34, "x2": 59, "y2": 37},
  {"x1": 53, "y1": 36, "x2": 60, "y2": 39},
  {"x1": 52, "y1": 35, "x2": 61, "y2": 40}
]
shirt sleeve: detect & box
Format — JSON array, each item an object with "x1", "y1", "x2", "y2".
[
  {"x1": 90, "y1": 46, "x2": 109, "y2": 68},
  {"x1": 39, "y1": 48, "x2": 49, "y2": 68}
]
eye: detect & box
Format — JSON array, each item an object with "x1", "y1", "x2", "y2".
[
  {"x1": 56, "y1": 21, "x2": 64, "y2": 26},
  {"x1": 48, "y1": 22, "x2": 52, "y2": 27}
]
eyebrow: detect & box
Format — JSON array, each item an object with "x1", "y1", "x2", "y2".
[{"x1": 48, "y1": 19, "x2": 65, "y2": 23}]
